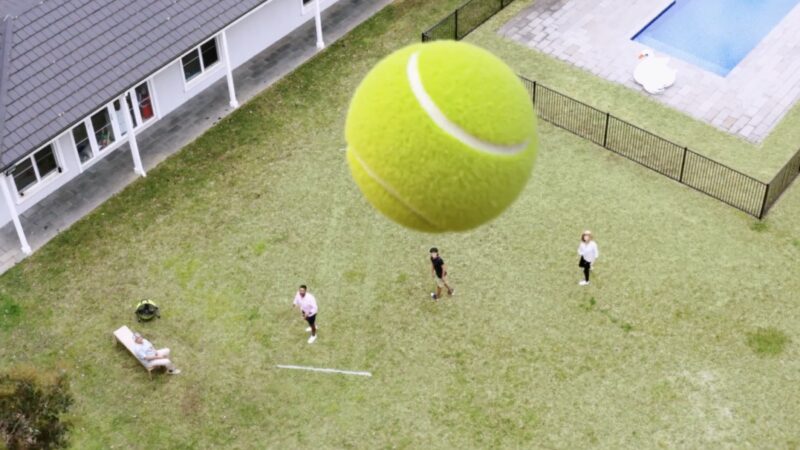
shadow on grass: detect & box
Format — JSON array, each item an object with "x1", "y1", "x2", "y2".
[
  {"x1": 746, "y1": 327, "x2": 790, "y2": 356},
  {"x1": 579, "y1": 296, "x2": 634, "y2": 333},
  {"x1": 0, "y1": 294, "x2": 21, "y2": 331}
]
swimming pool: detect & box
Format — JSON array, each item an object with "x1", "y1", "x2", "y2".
[{"x1": 633, "y1": 0, "x2": 800, "y2": 76}]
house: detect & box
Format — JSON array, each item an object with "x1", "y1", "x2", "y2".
[{"x1": 0, "y1": 0, "x2": 338, "y2": 255}]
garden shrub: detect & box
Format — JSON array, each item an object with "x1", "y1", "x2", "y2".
[{"x1": 0, "y1": 366, "x2": 72, "y2": 450}]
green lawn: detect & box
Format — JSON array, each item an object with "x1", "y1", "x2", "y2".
[
  {"x1": 468, "y1": 0, "x2": 800, "y2": 181},
  {"x1": 2, "y1": 0, "x2": 800, "y2": 448}
]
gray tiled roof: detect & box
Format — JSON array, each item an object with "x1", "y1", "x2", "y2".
[{"x1": 0, "y1": 0, "x2": 268, "y2": 170}]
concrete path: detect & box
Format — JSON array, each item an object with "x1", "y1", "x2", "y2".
[
  {"x1": 500, "y1": 0, "x2": 800, "y2": 143},
  {"x1": 0, "y1": 0, "x2": 392, "y2": 274}
]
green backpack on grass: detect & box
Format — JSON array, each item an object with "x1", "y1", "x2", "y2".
[{"x1": 135, "y1": 299, "x2": 160, "y2": 322}]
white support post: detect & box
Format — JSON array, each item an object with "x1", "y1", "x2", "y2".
[
  {"x1": 314, "y1": 0, "x2": 325, "y2": 50},
  {"x1": 122, "y1": 91, "x2": 146, "y2": 177},
  {"x1": 0, "y1": 178, "x2": 31, "y2": 255},
  {"x1": 221, "y1": 30, "x2": 239, "y2": 108}
]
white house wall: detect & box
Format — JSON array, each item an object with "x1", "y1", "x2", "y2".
[
  {"x1": 0, "y1": 0, "x2": 339, "y2": 228},
  {"x1": 152, "y1": 60, "x2": 227, "y2": 117},
  {"x1": 0, "y1": 132, "x2": 81, "y2": 225},
  {"x1": 154, "y1": 0, "x2": 335, "y2": 117},
  {"x1": 227, "y1": 0, "x2": 334, "y2": 69}
]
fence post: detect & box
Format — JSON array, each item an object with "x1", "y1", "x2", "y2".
[
  {"x1": 454, "y1": 9, "x2": 459, "y2": 40},
  {"x1": 532, "y1": 80, "x2": 537, "y2": 104},
  {"x1": 679, "y1": 147, "x2": 687, "y2": 182},
  {"x1": 759, "y1": 183, "x2": 770, "y2": 219},
  {"x1": 602, "y1": 112, "x2": 610, "y2": 148}
]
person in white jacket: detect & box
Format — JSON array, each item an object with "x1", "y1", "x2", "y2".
[{"x1": 577, "y1": 230, "x2": 599, "y2": 286}]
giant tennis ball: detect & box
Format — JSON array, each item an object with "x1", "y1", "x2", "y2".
[{"x1": 345, "y1": 41, "x2": 537, "y2": 232}]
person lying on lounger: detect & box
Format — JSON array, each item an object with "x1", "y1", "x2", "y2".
[{"x1": 132, "y1": 332, "x2": 181, "y2": 375}]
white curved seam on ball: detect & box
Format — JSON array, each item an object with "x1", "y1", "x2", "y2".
[
  {"x1": 406, "y1": 52, "x2": 529, "y2": 155},
  {"x1": 347, "y1": 147, "x2": 441, "y2": 230}
]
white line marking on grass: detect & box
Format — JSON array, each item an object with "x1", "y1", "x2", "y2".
[{"x1": 276, "y1": 365, "x2": 372, "y2": 377}]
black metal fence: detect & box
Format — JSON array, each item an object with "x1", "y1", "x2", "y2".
[
  {"x1": 519, "y1": 77, "x2": 771, "y2": 218},
  {"x1": 422, "y1": 2, "x2": 800, "y2": 219},
  {"x1": 421, "y1": 0, "x2": 516, "y2": 42},
  {"x1": 765, "y1": 149, "x2": 800, "y2": 213}
]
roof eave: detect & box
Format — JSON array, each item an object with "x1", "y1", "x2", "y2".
[{"x1": 0, "y1": 17, "x2": 14, "y2": 173}]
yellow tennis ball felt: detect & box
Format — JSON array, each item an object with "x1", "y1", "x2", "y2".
[{"x1": 345, "y1": 41, "x2": 537, "y2": 232}]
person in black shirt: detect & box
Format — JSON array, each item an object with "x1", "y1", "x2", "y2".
[{"x1": 429, "y1": 247, "x2": 454, "y2": 300}]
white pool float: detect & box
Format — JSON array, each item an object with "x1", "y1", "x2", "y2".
[{"x1": 633, "y1": 50, "x2": 677, "y2": 94}]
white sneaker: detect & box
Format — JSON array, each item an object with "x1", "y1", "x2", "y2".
[
  {"x1": 579, "y1": 280, "x2": 590, "y2": 286},
  {"x1": 305, "y1": 326, "x2": 320, "y2": 332},
  {"x1": 168, "y1": 369, "x2": 181, "y2": 375},
  {"x1": 308, "y1": 335, "x2": 317, "y2": 344}
]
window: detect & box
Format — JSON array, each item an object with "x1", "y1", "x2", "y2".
[
  {"x1": 112, "y1": 81, "x2": 156, "y2": 138},
  {"x1": 72, "y1": 105, "x2": 118, "y2": 165},
  {"x1": 35, "y1": 147, "x2": 58, "y2": 177},
  {"x1": 70, "y1": 81, "x2": 156, "y2": 167},
  {"x1": 182, "y1": 52, "x2": 202, "y2": 81},
  {"x1": 181, "y1": 37, "x2": 220, "y2": 82},
  {"x1": 113, "y1": 99, "x2": 133, "y2": 136},
  {"x1": 200, "y1": 40, "x2": 219, "y2": 69},
  {"x1": 91, "y1": 108, "x2": 115, "y2": 150},
  {"x1": 134, "y1": 82, "x2": 154, "y2": 121},
  {"x1": 11, "y1": 159, "x2": 35, "y2": 193},
  {"x1": 10, "y1": 144, "x2": 60, "y2": 195},
  {"x1": 303, "y1": 0, "x2": 313, "y2": 4},
  {"x1": 72, "y1": 123, "x2": 92, "y2": 163}
]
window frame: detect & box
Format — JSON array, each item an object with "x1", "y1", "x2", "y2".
[
  {"x1": 112, "y1": 80, "x2": 157, "y2": 137},
  {"x1": 180, "y1": 36, "x2": 222, "y2": 88},
  {"x1": 9, "y1": 141, "x2": 64, "y2": 199},
  {"x1": 5, "y1": 77, "x2": 160, "y2": 201},
  {"x1": 68, "y1": 78, "x2": 159, "y2": 171},
  {"x1": 72, "y1": 103, "x2": 120, "y2": 168},
  {"x1": 131, "y1": 80, "x2": 156, "y2": 126},
  {"x1": 91, "y1": 105, "x2": 120, "y2": 152},
  {"x1": 72, "y1": 119, "x2": 96, "y2": 165}
]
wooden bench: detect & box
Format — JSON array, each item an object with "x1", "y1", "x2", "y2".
[{"x1": 113, "y1": 325, "x2": 161, "y2": 378}]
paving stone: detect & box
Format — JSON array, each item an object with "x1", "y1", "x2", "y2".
[
  {"x1": 722, "y1": 115, "x2": 738, "y2": 129},
  {"x1": 501, "y1": 0, "x2": 800, "y2": 143}
]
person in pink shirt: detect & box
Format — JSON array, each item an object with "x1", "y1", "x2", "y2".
[{"x1": 293, "y1": 284, "x2": 318, "y2": 344}]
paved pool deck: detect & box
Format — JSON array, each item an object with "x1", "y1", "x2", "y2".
[{"x1": 500, "y1": 0, "x2": 800, "y2": 143}]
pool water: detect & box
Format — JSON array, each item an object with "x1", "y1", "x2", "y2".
[{"x1": 633, "y1": 0, "x2": 800, "y2": 76}]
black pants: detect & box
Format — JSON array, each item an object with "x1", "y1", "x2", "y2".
[{"x1": 579, "y1": 257, "x2": 591, "y2": 282}]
